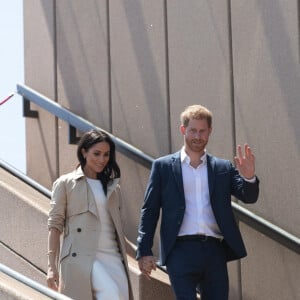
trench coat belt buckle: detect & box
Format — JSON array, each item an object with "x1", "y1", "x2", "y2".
[{"x1": 176, "y1": 234, "x2": 223, "y2": 242}]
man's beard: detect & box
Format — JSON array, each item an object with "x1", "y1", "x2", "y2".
[{"x1": 187, "y1": 139, "x2": 207, "y2": 153}]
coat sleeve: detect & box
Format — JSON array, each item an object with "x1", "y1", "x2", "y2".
[
  {"x1": 136, "y1": 160, "x2": 162, "y2": 259},
  {"x1": 48, "y1": 177, "x2": 67, "y2": 233}
]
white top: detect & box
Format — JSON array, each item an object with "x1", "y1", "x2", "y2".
[
  {"x1": 86, "y1": 178, "x2": 120, "y2": 255},
  {"x1": 178, "y1": 148, "x2": 223, "y2": 239}
]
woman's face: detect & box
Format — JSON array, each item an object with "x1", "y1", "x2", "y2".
[{"x1": 82, "y1": 141, "x2": 110, "y2": 179}]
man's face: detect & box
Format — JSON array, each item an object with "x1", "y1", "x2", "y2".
[{"x1": 180, "y1": 118, "x2": 212, "y2": 155}]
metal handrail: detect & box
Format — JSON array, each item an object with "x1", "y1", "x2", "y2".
[
  {"x1": 14, "y1": 83, "x2": 300, "y2": 256},
  {"x1": 0, "y1": 263, "x2": 72, "y2": 300},
  {"x1": 232, "y1": 202, "x2": 299, "y2": 253},
  {"x1": 17, "y1": 83, "x2": 153, "y2": 169},
  {"x1": 0, "y1": 159, "x2": 51, "y2": 198}
]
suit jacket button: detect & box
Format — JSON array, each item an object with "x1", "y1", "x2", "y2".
[
  {"x1": 72, "y1": 253, "x2": 77, "y2": 257},
  {"x1": 77, "y1": 228, "x2": 82, "y2": 232}
]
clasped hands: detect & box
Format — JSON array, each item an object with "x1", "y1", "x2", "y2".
[{"x1": 138, "y1": 256, "x2": 157, "y2": 280}]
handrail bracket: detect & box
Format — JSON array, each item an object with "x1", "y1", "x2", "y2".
[
  {"x1": 23, "y1": 98, "x2": 38, "y2": 118},
  {"x1": 69, "y1": 125, "x2": 81, "y2": 144}
]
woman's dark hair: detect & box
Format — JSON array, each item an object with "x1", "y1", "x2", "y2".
[{"x1": 77, "y1": 129, "x2": 120, "y2": 195}]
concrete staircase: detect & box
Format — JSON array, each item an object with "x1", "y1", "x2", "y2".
[
  {"x1": 0, "y1": 270, "x2": 52, "y2": 300},
  {"x1": 0, "y1": 167, "x2": 174, "y2": 299}
]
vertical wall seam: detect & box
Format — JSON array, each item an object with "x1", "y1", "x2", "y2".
[
  {"x1": 227, "y1": 1, "x2": 243, "y2": 299},
  {"x1": 228, "y1": 0, "x2": 237, "y2": 153},
  {"x1": 53, "y1": 0, "x2": 59, "y2": 178},
  {"x1": 298, "y1": 0, "x2": 300, "y2": 63},
  {"x1": 164, "y1": 0, "x2": 171, "y2": 153},
  {"x1": 107, "y1": 0, "x2": 112, "y2": 132}
]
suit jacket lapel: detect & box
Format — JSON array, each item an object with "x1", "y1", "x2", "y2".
[
  {"x1": 171, "y1": 151, "x2": 185, "y2": 200},
  {"x1": 207, "y1": 154, "x2": 215, "y2": 198},
  {"x1": 171, "y1": 152, "x2": 215, "y2": 201}
]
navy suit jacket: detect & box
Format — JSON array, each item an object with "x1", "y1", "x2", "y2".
[{"x1": 136, "y1": 151, "x2": 259, "y2": 265}]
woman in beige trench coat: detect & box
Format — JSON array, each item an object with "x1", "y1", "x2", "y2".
[{"x1": 47, "y1": 129, "x2": 133, "y2": 300}]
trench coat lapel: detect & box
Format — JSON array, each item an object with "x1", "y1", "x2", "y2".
[
  {"x1": 87, "y1": 176, "x2": 120, "y2": 218},
  {"x1": 72, "y1": 167, "x2": 98, "y2": 218},
  {"x1": 106, "y1": 178, "x2": 120, "y2": 218},
  {"x1": 107, "y1": 178, "x2": 119, "y2": 200},
  {"x1": 87, "y1": 185, "x2": 99, "y2": 217}
]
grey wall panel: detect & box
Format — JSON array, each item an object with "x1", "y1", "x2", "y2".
[
  {"x1": 55, "y1": 1, "x2": 110, "y2": 175},
  {"x1": 117, "y1": 155, "x2": 161, "y2": 252},
  {"x1": 167, "y1": 1, "x2": 234, "y2": 160},
  {"x1": 117, "y1": 155, "x2": 155, "y2": 246},
  {"x1": 56, "y1": 1, "x2": 110, "y2": 127},
  {"x1": 232, "y1": 1, "x2": 300, "y2": 236},
  {"x1": 24, "y1": 0, "x2": 57, "y2": 189},
  {"x1": 109, "y1": 0, "x2": 168, "y2": 249},
  {"x1": 240, "y1": 224, "x2": 300, "y2": 300},
  {"x1": 110, "y1": 0, "x2": 169, "y2": 157},
  {"x1": 227, "y1": 261, "x2": 242, "y2": 300}
]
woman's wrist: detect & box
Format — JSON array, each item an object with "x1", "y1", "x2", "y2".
[{"x1": 47, "y1": 263, "x2": 57, "y2": 269}]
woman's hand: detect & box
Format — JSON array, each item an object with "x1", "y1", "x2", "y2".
[
  {"x1": 47, "y1": 228, "x2": 61, "y2": 291},
  {"x1": 47, "y1": 265, "x2": 59, "y2": 291}
]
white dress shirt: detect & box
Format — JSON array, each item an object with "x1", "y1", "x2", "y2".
[{"x1": 178, "y1": 148, "x2": 223, "y2": 239}]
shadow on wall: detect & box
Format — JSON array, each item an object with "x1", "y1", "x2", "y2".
[{"x1": 258, "y1": 0, "x2": 300, "y2": 153}]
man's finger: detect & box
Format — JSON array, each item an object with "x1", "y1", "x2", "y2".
[{"x1": 237, "y1": 145, "x2": 243, "y2": 160}]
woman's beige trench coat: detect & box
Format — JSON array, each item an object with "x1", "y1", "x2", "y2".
[{"x1": 48, "y1": 167, "x2": 133, "y2": 300}]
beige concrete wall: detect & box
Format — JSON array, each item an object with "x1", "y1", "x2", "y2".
[
  {"x1": 231, "y1": 0, "x2": 300, "y2": 236},
  {"x1": 168, "y1": 1, "x2": 234, "y2": 158},
  {"x1": 231, "y1": 1, "x2": 300, "y2": 298},
  {"x1": 110, "y1": 0, "x2": 169, "y2": 156},
  {"x1": 240, "y1": 223, "x2": 300, "y2": 299},
  {"x1": 24, "y1": 0, "x2": 57, "y2": 190},
  {"x1": 23, "y1": 1, "x2": 299, "y2": 299},
  {"x1": 109, "y1": 0, "x2": 169, "y2": 255},
  {"x1": 55, "y1": 1, "x2": 111, "y2": 175}
]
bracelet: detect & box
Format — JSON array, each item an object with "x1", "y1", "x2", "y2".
[{"x1": 47, "y1": 250, "x2": 56, "y2": 256}]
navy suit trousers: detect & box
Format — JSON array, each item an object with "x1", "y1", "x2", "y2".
[{"x1": 166, "y1": 238, "x2": 229, "y2": 300}]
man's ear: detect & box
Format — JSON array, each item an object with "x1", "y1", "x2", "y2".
[{"x1": 180, "y1": 125, "x2": 186, "y2": 135}]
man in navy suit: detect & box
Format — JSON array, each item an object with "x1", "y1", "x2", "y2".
[{"x1": 136, "y1": 104, "x2": 259, "y2": 300}]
